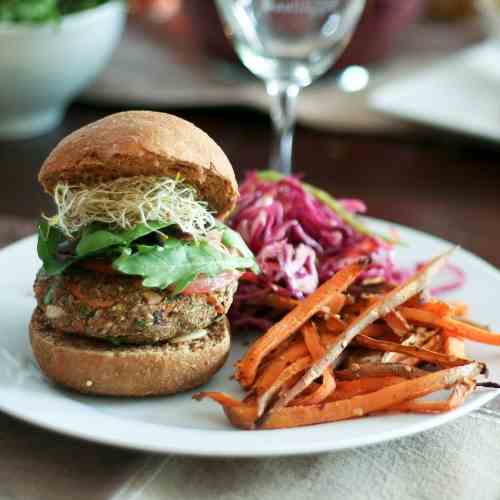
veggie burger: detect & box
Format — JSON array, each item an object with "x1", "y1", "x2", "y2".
[{"x1": 30, "y1": 111, "x2": 257, "y2": 396}]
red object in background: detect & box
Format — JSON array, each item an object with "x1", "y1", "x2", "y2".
[{"x1": 155, "y1": 0, "x2": 425, "y2": 69}]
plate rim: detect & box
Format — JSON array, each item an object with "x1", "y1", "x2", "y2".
[{"x1": 0, "y1": 218, "x2": 499, "y2": 457}]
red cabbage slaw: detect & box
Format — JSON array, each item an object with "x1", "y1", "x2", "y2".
[{"x1": 229, "y1": 172, "x2": 464, "y2": 330}]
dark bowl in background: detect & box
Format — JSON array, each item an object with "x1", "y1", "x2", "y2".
[{"x1": 161, "y1": 0, "x2": 426, "y2": 69}]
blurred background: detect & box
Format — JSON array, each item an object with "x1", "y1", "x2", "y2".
[{"x1": 1, "y1": 0, "x2": 499, "y2": 263}]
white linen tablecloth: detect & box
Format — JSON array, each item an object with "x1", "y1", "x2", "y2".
[{"x1": 2, "y1": 402, "x2": 500, "y2": 500}]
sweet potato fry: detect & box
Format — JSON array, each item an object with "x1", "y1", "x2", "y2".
[
  {"x1": 449, "y1": 301, "x2": 469, "y2": 317},
  {"x1": 401, "y1": 307, "x2": 500, "y2": 346},
  {"x1": 192, "y1": 392, "x2": 242, "y2": 408},
  {"x1": 382, "y1": 329, "x2": 437, "y2": 364},
  {"x1": 302, "y1": 322, "x2": 325, "y2": 360},
  {"x1": 294, "y1": 323, "x2": 336, "y2": 405},
  {"x1": 398, "y1": 306, "x2": 440, "y2": 325},
  {"x1": 384, "y1": 311, "x2": 411, "y2": 337},
  {"x1": 252, "y1": 340, "x2": 308, "y2": 394},
  {"x1": 258, "y1": 362, "x2": 483, "y2": 428},
  {"x1": 417, "y1": 301, "x2": 452, "y2": 317},
  {"x1": 292, "y1": 370, "x2": 336, "y2": 406},
  {"x1": 325, "y1": 315, "x2": 346, "y2": 333},
  {"x1": 256, "y1": 356, "x2": 311, "y2": 416},
  {"x1": 326, "y1": 376, "x2": 406, "y2": 402},
  {"x1": 195, "y1": 364, "x2": 483, "y2": 429},
  {"x1": 267, "y1": 249, "x2": 455, "y2": 415},
  {"x1": 444, "y1": 336, "x2": 466, "y2": 358},
  {"x1": 236, "y1": 260, "x2": 366, "y2": 388},
  {"x1": 253, "y1": 358, "x2": 287, "y2": 395},
  {"x1": 389, "y1": 381, "x2": 475, "y2": 414},
  {"x1": 354, "y1": 334, "x2": 470, "y2": 368},
  {"x1": 335, "y1": 362, "x2": 428, "y2": 381},
  {"x1": 442, "y1": 318, "x2": 500, "y2": 345},
  {"x1": 324, "y1": 317, "x2": 389, "y2": 339}
]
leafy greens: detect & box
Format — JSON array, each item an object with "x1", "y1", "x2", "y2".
[
  {"x1": 0, "y1": 0, "x2": 115, "y2": 24},
  {"x1": 37, "y1": 219, "x2": 258, "y2": 293}
]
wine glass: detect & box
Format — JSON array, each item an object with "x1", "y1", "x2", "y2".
[{"x1": 215, "y1": 0, "x2": 366, "y2": 175}]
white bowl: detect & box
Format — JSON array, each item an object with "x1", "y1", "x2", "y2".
[
  {"x1": 0, "y1": 2, "x2": 126, "y2": 140},
  {"x1": 477, "y1": 0, "x2": 500, "y2": 40}
]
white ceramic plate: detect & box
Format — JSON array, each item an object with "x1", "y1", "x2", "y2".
[
  {"x1": 0, "y1": 219, "x2": 499, "y2": 457},
  {"x1": 370, "y1": 41, "x2": 500, "y2": 144}
]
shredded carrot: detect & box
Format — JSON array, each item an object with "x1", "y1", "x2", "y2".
[
  {"x1": 66, "y1": 281, "x2": 115, "y2": 309},
  {"x1": 236, "y1": 260, "x2": 366, "y2": 388}
]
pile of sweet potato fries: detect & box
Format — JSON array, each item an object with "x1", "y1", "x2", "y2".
[{"x1": 195, "y1": 249, "x2": 499, "y2": 430}]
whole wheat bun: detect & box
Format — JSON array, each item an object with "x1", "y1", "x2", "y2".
[
  {"x1": 30, "y1": 308, "x2": 230, "y2": 397},
  {"x1": 38, "y1": 111, "x2": 238, "y2": 218}
]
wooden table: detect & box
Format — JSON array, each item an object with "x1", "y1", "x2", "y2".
[{"x1": 1, "y1": 103, "x2": 499, "y2": 267}]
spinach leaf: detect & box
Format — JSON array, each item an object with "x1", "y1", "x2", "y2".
[
  {"x1": 75, "y1": 221, "x2": 170, "y2": 256},
  {"x1": 113, "y1": 238, "x2": 257, "y2": 293},
  {"x1": 37, "y1": 220, "x2": 169, "y2": 275},
  {"x1": 220, "y1": 225, "x2": 259, "y2": 274},
  {"x1": 37, "y1": 220, "x2": 76, "y2": 274}
]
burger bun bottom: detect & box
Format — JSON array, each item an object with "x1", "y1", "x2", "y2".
[{"x1": 29, "y1": 308, "x2": 230, "y2": 397}]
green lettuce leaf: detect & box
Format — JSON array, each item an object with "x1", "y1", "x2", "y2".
[
  {"x1": 220, "y1": 225, "x2": 259, "y2": 274},
  {"x1": 75, "y1": 221, "x2": 170, "y2": 256},
  {"x1": 37, "y1": 220, "x2": 74, "y2": 274},
  {"x1": 37, "y1": 218, "x2": 259, "y2": 293},
  {"x1": 113, "y1": 238, "x2": 257, "y2": 293},
  {"x1": 37, "y1": 220, "x2": 170, "y2": 275}
]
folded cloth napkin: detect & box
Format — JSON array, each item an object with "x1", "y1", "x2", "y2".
[{"x1": 1, "y1": 216, "x2": 500, "y2": 500}]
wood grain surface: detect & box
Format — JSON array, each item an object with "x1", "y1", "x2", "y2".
[{"x1": 0, "y1": 103, "x2": 498, "y2": 266}]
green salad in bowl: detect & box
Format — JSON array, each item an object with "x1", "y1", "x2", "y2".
[
  {"x1": 0, "y1": 0, "x2": 126, "y2": 139},
  {"x1": 0, "y1": 0, "x2": 118, "y2": 23}
]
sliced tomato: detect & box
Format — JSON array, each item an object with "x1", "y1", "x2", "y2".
[{"x1": 182, "y1": 271, "x2": 241, "y2": 295}]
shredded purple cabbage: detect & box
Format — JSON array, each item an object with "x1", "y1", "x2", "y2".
[{"x1": 229, "y1": 172, "x2": 463, "y2": 330}]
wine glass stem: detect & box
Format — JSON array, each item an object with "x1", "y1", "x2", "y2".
[{"x1": 267, "y1": 81, "x2": 300, "y2": 175}]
